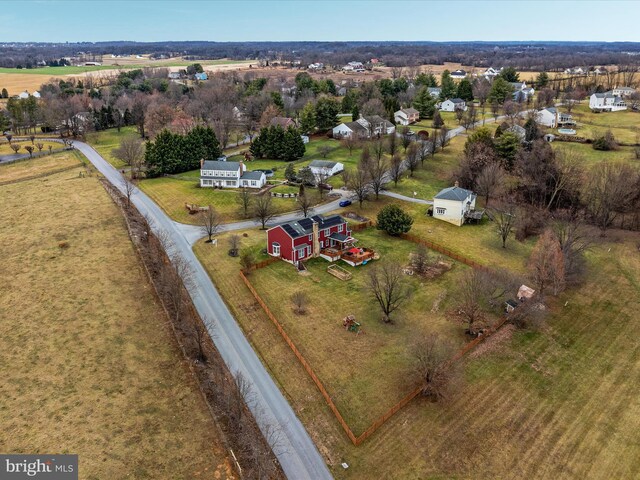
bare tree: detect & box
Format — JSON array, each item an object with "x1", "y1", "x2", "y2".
[
  {"x1": 199, "y1": 206, "x2": 221, "y2": 242},
  {"x1": 341, "y1": 136, "x2": 360, "y2": 156},
  {"x1": 112, "y1": 135, "x2": 146, "y2": 179},
  {"x1": 237, "y1": 187, "x2": 253, "y2": 218},
  {"x1": 228, "y1": 234, "x2": 241, "y2": 257},
  {"x1": 551, "y1": 211, "x2": 590, "y2": 283},
  {"x1": 343, "y1": 163, "x2": 371, "y2": 208},
  {"x1": 405, "y1": 142, "x2": 420, "y2": 177},
  {"x1": 456, "y1": 270, "x2": 486, "y2": 335},
  {"x1": 291, "y1": 291, "x2": 308, "y2": 314},
  {"x1": 371, "y1": 137, "x2": 385, "y2": 161},
  {"x1": 546, "y1": 148, "x2": 583, "y2": 210},
  {"x1": 367, "y1": 262, "x2": 412, "y2": 323},
  {"x1": 389, "y1": 153, "x2": 403, "y2": 186},
  {"x1": 120, "y1": 172, "x2": 137, "y2": 208},
  {"x1": 296, "y1": 194, "x2": 314, "y2": 218},
  {"x1": 437, "y1": 126, "x2": 450, "y2": 151},
  {"x1": 192, "y1": 316, "x2": 215, "y2": 363},
  {"x1": 413, "y1": 334, "x2": 460, "y2": 401},
  {"x1": 10, "y1": 144, "x2": 20, "y2": 154},
  {"x1": 401, "y1": 126, "x2": 413, "y2": 152},
  {"x1": 488, "y1": 204, "x2": 516, "y2": 248},
  {"x1": 528, "y1": 229, "x2": 565, "y2": 296},
  {"x1": 475, "y1": 163, "x2": 505, "y2": 207},
  {"x1": 386, "y1": 133, "x2": 398, "y2": 157},
  {"x1": 35, "y1": 142, "x2": 44, "y2": 156},
  {"x1": 318, "y1": 145, "x2": 331, "y2": 158},
  {"x1": 24, "y1": 145, "x2": 34, "y2": 158},
  {"x1": 163, "y1": 252, "x2": 196, "y2": 324},
  {"x1": 254, "y1": 194, "x2": 276, "y2": 229},
  {"x1": 239, "y1": 248, "x2": 256, "y2": 272},
  {"x1": 367, "y1": 155, "x2": 388, "y2": 200}
]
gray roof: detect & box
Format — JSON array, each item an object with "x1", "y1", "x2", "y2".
[
  {"x1": 241, "y1": 171, "x2": 265, "y2": 180},
  {"x1": 202, "y1": 160, "x2": 241, "y2": 171},
  {"x1": 545, "y1": 107, "x2": 557, "y2": 114},
  {"x1": 594, "y1": 93, "x2": 615, "y2": 99},
  {"x1": 448, "y1": 98, "x2": 465, "y2": 104},
  {"x1": 401, "y1": 107, "x2": 419, "y2": 115},
  {"x1": 364, "y1": 115, "x2": 394, "y2": 128},
  {"x1": 275, "y1": 214, "x2": 346, "y2": 239},
  {"x1": 434, "y1": 186, "x2": 475, "y2": 202},
  {"x1": 341, "y1": 121, "x2": 368, "y2": 133},
  {"x1": 329, "y1": 232, "x2": 350, "y2": 242},
  {"x1": 309, "y1": 160, "x2": 338, "y2": 169},
  {"x1": 452, "y1": 69, "x2": 466, "y2": 75}
]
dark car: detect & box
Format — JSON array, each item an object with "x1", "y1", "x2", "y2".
[
  {"x1": 318, "y1": 183, "x2": 333, "y2": 191},
  {"x1": 339, "y1": 199, "x2": 352, "y2": 207}
]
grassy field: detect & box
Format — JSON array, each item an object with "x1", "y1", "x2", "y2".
[
  {"x1": 0, "y1": 165, "x2": 234, "y2": 479},
  {"x1": 247, "y1": 228, "x2": 468, "y2": 433},
  {"x1": 196, "y1": 204, "x2": 640, "y2": 479},
  {"x1": 0, "y1": 151, "x2": 85, "y2": 183},
  {"x1": 85, "y1": 126, "x2": 139, "y2": 169},
  {"x1": 571, "y1": 102, "x2": 640, "y2": 144},
  {"x1": 138, "y1": 176, "x2": 322, "y2": 224},
  {"x1": 553, "y1": 141, "x2": 638, "y2": 165}
]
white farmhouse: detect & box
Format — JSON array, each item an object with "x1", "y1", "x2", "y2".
[
  {"x1": 536, "y1": 107, "x2": 574, "y2": 128},
  {"x1": 611, "y1": 86, "x2": 636, "y2": 97},
  {"x1": 394, "y1": 107, "x2": 420, "y2": 125},
  {"x1": 589, "y1": 93, "x2": 627, "y2": 112},
  {"x1": 450, "y1": 69, "x2": 467, "y2": 79},
  {"x1": 309, "y1": 160, "x2": 344, "y2": 182},
  {"x1": 440, "y1": 98, "x2": 467, "y2": 112},
  {"x1": 432, "y1": 184, "x2": 477, "y2": 227},
  {"x1": 199, "y1": 160, "x2": 266, "y2": 189}
]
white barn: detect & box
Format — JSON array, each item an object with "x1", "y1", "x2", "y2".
[{"x1": 432, "y1": 184, "x2": 477, "y2": 226}]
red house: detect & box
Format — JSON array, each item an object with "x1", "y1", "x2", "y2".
[{"x1": 267, "y1": 215, "x2": 353, "y2": 265}]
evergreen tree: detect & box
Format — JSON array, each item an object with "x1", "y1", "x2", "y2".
[
  {"x1": 535, "y1": 71, "x2": 549, "y2": 89},
  {"x1": 413, "y1": 86, "x2": 436, "y2": 119},
  {"x1": 351, "y1": 104, "x2": 360, "y2": 122},
  {"x1": 415, "y1": 72, "x2": 438, "y2": 87},
  {"x1": 456, "y1": 79, "x2": 474, "y2": 101},
  {"x1": 284, "y1": 163, "x2": 297, "y2": 182},
  {"x1": 1, "y1": 88, "x2": 8, "y2": 99},
  {"x1": 283, "y1": 127, "x2": 305, "y2": 161},
  {"x1": 524, "y1": 117, "x2": 540, "y2": 143},
  {"x1": 439, "y1": 70, "x2": 457, "y2": 100},
  {"x1": 488, "y1": 77, "x2": 514, "y2": 104},
  {"x1": 270, "y1": 91, "x2": 285, "y2": 110},
  {"x1": 498, "y1": 67, "x2": 520, "y2": 83},
  {"x1": 299, "y1": 102, "x2": 317, "y2": 134},
  {"x1": 494, "y1": 131, "x2": 521, "y2": 170},
  {"x1": 376, "y1": 204, "x2": 414, "y2": 236},
  {"x1": 315, "y1": 97, "x2": 340, "y2": 131}
]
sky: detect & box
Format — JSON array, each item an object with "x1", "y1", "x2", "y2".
[{"x1": 2, "y1": 0, "x2": 640, "y2": 43}]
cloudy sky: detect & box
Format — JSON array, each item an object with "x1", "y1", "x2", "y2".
[{"x1": 2, "y1": 0, "x2": 639, "y2": 43}]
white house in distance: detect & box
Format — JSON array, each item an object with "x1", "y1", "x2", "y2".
[
  {"x1": 450, "y1": 69, "x2": 467, "y2": 79},
  {"x1": 536, "y1": 107, "x2": 574, "y2": 128},
  {"x1": 427, "y1": 87, "x2": 441, "y2": 98},
  {"x1": 611, "y1": 86, "x2": 636, "y2": 97},
  {"x1": 17, "y1": 90, "x2": 40, "y2": 99},
  {"x1": 199, "y1": 159, "x2": 266, "y2": 189},
  {"x1": 333, "y1": 115, "x2": 395, "y2": 138},
  {"x1": 309, "y1": 160, "x2": 344, "y2": 182},
  {"x1": 440, "y1": 98, "x2": 467, "y2": 112},
  {"x1": 482, "y1": 67, "x2": 502, "y2": 80},
  {"x1": 394, "y1": 107, "x2": 420, "y2": 125},
  {"x1": 589, "y1": 93, "x2": 627, "y2": 112},
  {"x1": 432, "y1": 183, "x2": 477, "y2": 227}
]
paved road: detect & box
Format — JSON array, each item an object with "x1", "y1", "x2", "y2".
[{"x1": 72, "y1": 140, "x2": 333, "y2": 480}]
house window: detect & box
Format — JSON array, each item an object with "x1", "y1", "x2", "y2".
[
  {"x1": 272, "y1": 242, "x2": 280, "y2": 256},
  {"x1": 226, "y1": 180, "x2": 235, "y2": 186},
  {"x1": 436, "y1": 207, "x2": 446, "y2": 215},
  {"x1": 308, "y1": 234, "x2": 312, "y2": 241},
  {"x1": 251, "y1": 180, "x2": 257, "y2": 186}
]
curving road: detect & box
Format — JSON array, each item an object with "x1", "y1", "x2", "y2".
[{"x1": 72, "y1": 140, "x2": 333, "y2": 480}]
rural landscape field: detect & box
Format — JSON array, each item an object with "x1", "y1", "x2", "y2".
[{"x1": 2, "y1": 1, "x2": 640, "y2": 479}]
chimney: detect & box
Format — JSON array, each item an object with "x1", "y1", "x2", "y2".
[
  {"x1": 454, "y1": 180, "x2": 459, "y2": 188},
  {"x1": 239, "y1": 158, "x2": 244, "y2": 173},
  {"x1": 200, "y1": 158, "x2": 204, "y2": 169},
  {"x1": 312, "y1": 221, "x2": 320, "y2": 257}
]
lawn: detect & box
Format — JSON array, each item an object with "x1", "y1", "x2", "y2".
[
  {"x1": 0, "y1": 150, "x2": 85, "y2": 184},
  {"x1": 571, "y1": 102, "x2": 640, "y2": 144},
  {"x1": 553, "y1": 141, "x2": 637, "y2": 165},
  {"x1": 138, "y1": 176, "x2": 320, "y2": 224},
  {"x1": 85, "y1": 126, "x2": 139, "y2": 169},
  {"x1": 0, "y1": 165, "x2": 233, "y2": 479},
  {"x1": 196, "y1": 206, "x2": 640, "y2": 479},
  {"x1": 0, "y1": 65, "x2": 126, "y2": 75}
]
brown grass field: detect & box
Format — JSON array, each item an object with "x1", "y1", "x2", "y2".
[
  {"x1": 196, "y1": 193, "x2": 640, "y2": 479},
  {"x1": 0, "y1": 164, "x2": 234, "y2": 479},
  {"x1": 0, "y1": 151, "x2": 84, "y2": 184}
]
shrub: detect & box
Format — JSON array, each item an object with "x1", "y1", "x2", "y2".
[
  {"x1": 592, "y1": 130, "x2": 618, "y2": 151},
  {"x1": 376, "y1": 204, "x2": 413, "y2": 236}
]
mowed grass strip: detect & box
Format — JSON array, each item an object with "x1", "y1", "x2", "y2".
[
  {"x1": 0, "y1": 167, "x2": 234, "y2": 479},
  {"x1": 0, "y1": 151, "x2": 84, "y2": 183}
]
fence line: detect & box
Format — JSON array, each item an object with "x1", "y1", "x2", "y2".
[
  {"x1": 239, "y1": 227, "x2": 512, "y2": 446},
  {"x1": 239, "y1": 270, "x2": 359, "y2": 445},
  {"x1": 0, "y1": 162, "x2": 84, "y2": 186}
]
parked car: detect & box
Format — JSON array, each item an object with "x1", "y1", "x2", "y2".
[
  {"x1": 318, "y1": 183, "x2": 333, "y2": 191},
  {"x1": 339, "y1": 199, "x2": 352, "y2": 207},
  {"x1": 217, "y1": 155, "x2": 227, "y2": 162}
]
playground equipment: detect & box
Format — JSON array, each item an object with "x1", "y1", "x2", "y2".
[{"x1": 342, "y1": 315, "x2": 361, "y2": 333}]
